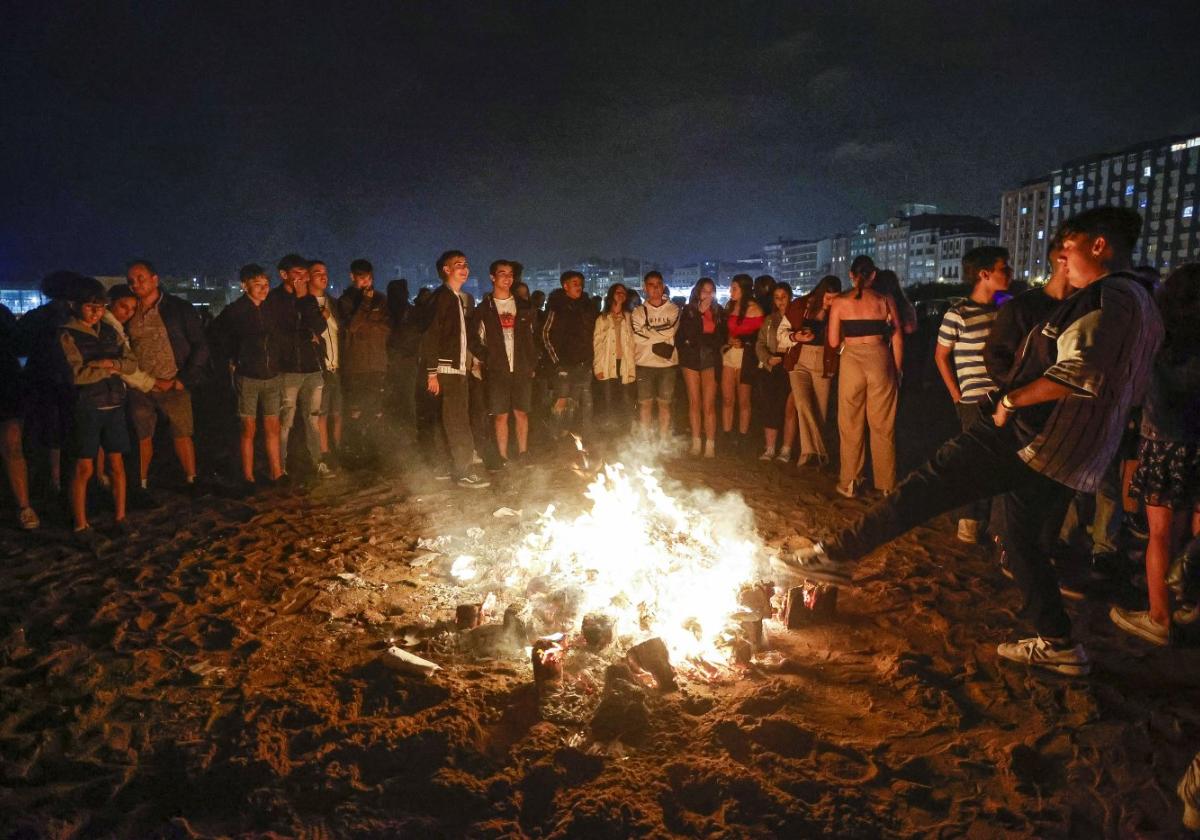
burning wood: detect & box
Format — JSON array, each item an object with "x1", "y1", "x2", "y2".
[
  {"x1": 581, "y1": 613, "x2": 614, "y2": 649},
  {"x1": 784, "y1": 583, "x2": 839, "y2": 628},
  {"x1": 532, "y1": 635, "x2": 565, "y2": 684},
  {"x1": 626, "y1": 637, "x2": 676, "y2": 691}
]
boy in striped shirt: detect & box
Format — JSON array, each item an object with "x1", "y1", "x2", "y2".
[{"x1": 935, "y1": 245, "x2": 1012, "y2": 542}]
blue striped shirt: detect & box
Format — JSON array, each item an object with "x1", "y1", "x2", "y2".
[{"x1": 938, "y1": 300, "x2": 998, "y2": 402}]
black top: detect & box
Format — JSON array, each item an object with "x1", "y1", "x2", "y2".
[
  {"x1": 840, "y1": 318, "x2": 888, "y2": 338},
  {"x1": 982, "y1": 288, "x2": 1060, "y2": 389}
]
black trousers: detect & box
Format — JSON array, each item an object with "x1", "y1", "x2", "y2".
[
  {"x1": 829, "y1": 420, "x2": 1073, "y2": 639},
  {"x1": 436, "y1": 373, "x2": 473, "y2": 476}
]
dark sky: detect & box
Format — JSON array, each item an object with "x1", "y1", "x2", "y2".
[{"x1": 3, "y1": 1, "x2": 1199, "y2": 285}]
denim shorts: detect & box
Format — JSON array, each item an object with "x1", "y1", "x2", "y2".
[
  {"x1": 235, "y1": 374, "x2": 282, "y2": 418},
  {"x1": 320, "y1": 369, "x2": 343, "y2": 415},
  {"x1": 636, "y1": 365, "x2": 677, "y2": 403}
]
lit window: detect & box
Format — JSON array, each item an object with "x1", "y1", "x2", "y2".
[
  {"x1": 1076, "y1": 179, "x2": 1085, "y2": 190},
  {"x1": 1053, "y1": 184, "x2": 1062, "y2": 195},
  {"x1": 1185, "y1": 206, "x2": 1195, "y2": 218},
  {"x1": 1144, "y1": 166, "x2": 1152, "y2": 177},
  {"x1": 1125, "y1": 184, "x2": 1135, "y2": 196},
  {"x1": 1053, "y1": 198, "x2": 1061, "y2": 208},
  {"x1": 1037, "y1": 230, "x2": 1044, "y2": 240},
  {"x1": 1021, "y1": 207, "x2": 1028, "y2": 215}
]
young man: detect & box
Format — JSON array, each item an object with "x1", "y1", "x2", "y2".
[
  {"x1": 786, "y1": 207, "x2": 1163, "y2": 678},
  {"x1": 308, "y1": 260, "x2": 341, "y2": 475},
  {"x1": 630, "y1": 270, "x2": 679, "y2": 436},
  {"x1": 423, "y1": 251, "x2": 489, "y2": 488},
  {"x1": 124, "y1": 260, "x2": 209, "y2": 496},
  {"x1": 210, "y1": 264, "x2": 284, "y2": 489},
  {"x1": 58, "y1": 278, "x2": 139, "y2": 545},
  {"x1": 270, "y1": 254, "x2": 326, "y2": 476},
  {"x1": 337, "y1": 258, "x2": 392, "y2": 471},
  {"x1": 470, "y1": 259, "x2": 536, "y2": 464},
  {"x1": 542, "y1": 270, "x2": 597, "y2": 439},
  {"x1": 934, "y1": 245, "x2": 1011, "y2": 543}
]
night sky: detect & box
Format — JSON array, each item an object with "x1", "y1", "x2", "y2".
[{"x1": 3, "y1": 1, "x2": 1199, "y2": 285}]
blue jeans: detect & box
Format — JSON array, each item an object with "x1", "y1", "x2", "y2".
[{"x1": 279, "y1": 371, "x2": 324, "y2": 469}]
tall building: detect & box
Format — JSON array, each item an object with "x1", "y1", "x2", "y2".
[
  {"x1": 672, "y1": 259, "x2": 719, "y2": 291},
  {"x1": 936, "y1": 220, "x2": 1002, "y2": 284},
  {"x1": 849, "y1": 223, "x2": 877, "y2": 261},
  {"x1": 1048, "y1": 131, "x2": 1200, "y2": 271},
  {"x1": 999, "y1": 178, "x2": 1052, "y2": 282},
  {"x1": 762, "y1": 240, "x2": 800, "y2": 281},
  {"x1": 874, "y1": 217, "x2": 911, "y2": 282},
  {"x1": 827, "y1": 233, "x2": 850, "y2": 280}
]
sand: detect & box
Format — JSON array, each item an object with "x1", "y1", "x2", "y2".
[{"x1": 2, "y1": 427, "x2": 1199, "y2": 838}]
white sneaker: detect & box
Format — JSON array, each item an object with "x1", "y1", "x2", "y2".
[
  {"x1": 1108, "y1": 606, "x2": 1168, "y2": 646},
  {"x1": 996, "y1": 636, "x2": 1091, "y2": 676},
  {"x1": 703, "y1": 440, "x2": 715, "y2": 459},
  {"x1": 690, "y1": 438, "x2": 702, "y2": 456},
  {"x1": 775, "y1": 447, "x2": 791, "y2": 463},
  {"x1": 457, "y1": 474, "x2": 490, "y2": 489},
  {"x1": 316, "y1": 462, "x2": 336, "y2": 479},
  {"x1": 758, "y1": 448, "x2": 775, "y2": 461},
  {"x1": 956, "y1": 519, "x2": 979, "y2": 544},
  {"x1": 835, "y1": 480, "x2": 858, "y2": 499}
]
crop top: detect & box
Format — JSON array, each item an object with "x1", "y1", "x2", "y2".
[
  {"x1": 727, "y1": 313, "x2": 763, "y2": 339},
  {"x1": 840, "y1": 318, "x2": 888, "y2": 338}
]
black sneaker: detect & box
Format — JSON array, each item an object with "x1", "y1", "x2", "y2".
[
  {"x1": 775, "y1": 543, "x2": 855, "y2": 586},
  {"x1": 73, "y1": 527, "x2": 104, "y2": 551},
  {"x1": 109, "y1": 518, "x2": 138, "y2": 539},
  {"x1": 456, "y1": 473, "x2": 491, "y2": 489},
  {"x1": 128, "y1": 487, "x2": 162, "y2": 510}
]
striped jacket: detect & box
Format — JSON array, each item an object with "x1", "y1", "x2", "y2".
[{"x1": 1013, "y1": 272, "x2": 1163, "y2": 492}]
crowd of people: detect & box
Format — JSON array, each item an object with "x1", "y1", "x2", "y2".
[
  {"x1": 2, "y1": 205, "x2": 1200, "y2": 822},
  {"x1": 1, "y1": 207, "x2": 1199, "y2": 666}
]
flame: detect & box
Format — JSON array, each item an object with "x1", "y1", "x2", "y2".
[{"x1": 466, "y1": 459, "x2": 763, "y2": 664}]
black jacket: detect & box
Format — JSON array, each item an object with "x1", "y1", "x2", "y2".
[
  {"x1": 337, "y1": 287, "x2": 392, "y2": 375},
  {"x1": 420, "y1": 284, "x2": 471, "y2": 375},
  {"x1": 982, "y1": 288, "x2": 1060, "y2": 389},
  {"x1": 675, "y1": 303, "x2": 726, "y2": 370},
  {"x1": 210, "y1": 295, "x2": 284, "y2": 380},
  {"x1": 266, "y1": 285, "x2": 326, "y2": 374},
  {"x1": 469, "y1": 293, "x2": 536, "y2": 377},
  {"x1": 541, "y1": 289, "x2": 596, "y2": 368},
  {"x1": 147, "y1": 292, "x2": 211, "y2": 388}
]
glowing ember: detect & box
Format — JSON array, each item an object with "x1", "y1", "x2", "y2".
[{"x1": 461, "y1": 458, "x2": 766, "y2": 665}]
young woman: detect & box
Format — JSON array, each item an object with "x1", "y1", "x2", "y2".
[
  {"x1": 755, "y1": 282, "x2": 798, "y2": 461},
  {"x1": 592, "y1": 283, "x2": 636, "y2": 434},
  {"x1": 1111, "y1": 263, "x2": 1200, "y2": 645},
  {"x1": 675, "y1": 278, "x2": 724, "y2": 457},
  {"x1": 784, "y1": 274, "x2": 842, "y2": 466},
  {"x1": 828, "y1": 256, "x2": 902, "y2": 497},
  {"x1": 721, "y1": 273, "x2": 764, "y2": 454}
]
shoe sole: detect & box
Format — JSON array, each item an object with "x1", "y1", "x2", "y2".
[
  {"x1": 1108, "y1": 608, "x2": 1168, "y2": 646},
  {"x1": 996, "y1": 654, "x2": 1091, "y2": 677}
]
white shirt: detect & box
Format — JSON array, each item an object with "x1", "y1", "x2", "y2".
[
  {"x1": 494, "y1": 295, "x2": 517, "y2": 372},
  {"x1": 316, "y1": 294, "x2": 340, "y2": 371}
]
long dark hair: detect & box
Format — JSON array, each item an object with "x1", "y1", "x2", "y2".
[
  {"x1": 848, "y1": 255, "x2": 876, "y2": 300},
  {"x1": 803, "y1": 274, "x2": 843, "y2": 318},
  {"x1": 872, "y1": 269, "x2": 914, "y2": 329},
  {"x1": 729, "y1": 273, "x2": 754, "y2": 321},
  {"x1": 688, "y1": 277, "x2": 722, "y2": 319},
  {"x1": 603, "y1": 282, "x2": 630, "y2": 315},
  {"x1": 1159, "y1": 263, "x2": 1200, "y2": 352}
]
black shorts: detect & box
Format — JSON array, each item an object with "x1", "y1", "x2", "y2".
[
  {"x1": 486, "y1": 370, "x2": 532, "y2": 415},
  {"x1": 68, "y1": 403, "x2": 131, "y2": 459}
]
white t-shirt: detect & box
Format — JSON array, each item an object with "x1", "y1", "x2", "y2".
[
  {"x1": 316, "y1": 294, "x2": 340, "y2": 371},
  {"x1": 494, "y1": 295, "x2": 517, "y2": 372}
]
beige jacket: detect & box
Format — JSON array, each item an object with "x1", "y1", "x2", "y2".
[{"x1": 592, "y1": 312, "x2": 637, "y2": 383}]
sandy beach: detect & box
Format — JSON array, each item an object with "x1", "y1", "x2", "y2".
[{"x1": 2, "y1": 418, "x2": 1199, "y2": 838}]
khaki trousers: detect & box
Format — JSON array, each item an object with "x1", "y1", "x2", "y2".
[
  {"x1": 837, "y1": 342, "x2": 897, "y2": 493},
  {"x1": 788, "y1": 344, "x2": 831, "y2": 460}
]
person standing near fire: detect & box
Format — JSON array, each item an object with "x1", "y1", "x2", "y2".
[
  {"x1": 630, "y1": 270, "x2": 679, "y2": 439},
  {"x1": 424, "y1": 251, "x2": 489, "y2": 488}
]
